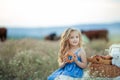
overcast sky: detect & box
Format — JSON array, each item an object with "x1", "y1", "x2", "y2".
[{"x1": 0, "y1": 0, "x2": 120, "y2": 27}]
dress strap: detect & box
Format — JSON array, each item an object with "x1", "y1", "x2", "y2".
[{"x1": 75, "y1": 48, "x2": 81, "y2": 54}]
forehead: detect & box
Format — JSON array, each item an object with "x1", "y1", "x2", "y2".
[{"x1": 70, "y1": 31, "x2": 79, "y2": 36}]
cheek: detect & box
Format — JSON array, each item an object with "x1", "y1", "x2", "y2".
[
  {"x1": 76, "y1": 38, "x2": 79, "y2": 42},
  {"x1": 68, "y1": 39, "x2": 71, "y2": 44},
  {"x1": 69, "y1": 39, "x2": 73, "y2": 42}
]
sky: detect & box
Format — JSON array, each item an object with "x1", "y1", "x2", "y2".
[{"x1": 0, "y1": 0, "x2": 120, "y2": 27}]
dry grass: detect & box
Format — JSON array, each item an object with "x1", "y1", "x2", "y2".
[
  {"x1": 0, "y1": 38, "x2": 120, "y2": 80},
  {"x1": 0, "y1": 38, "x2": 59, "y2": 80}
]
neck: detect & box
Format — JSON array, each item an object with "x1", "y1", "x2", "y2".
[
  {"x1": 69, "y1": 46, "x2": 79, "y2": 53},
  {"x1": 70, "y1": 46, "x2": 79, "y2": 50}
]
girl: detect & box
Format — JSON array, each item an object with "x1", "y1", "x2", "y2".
[{"x1": 48, "y1": 28, "x2": 87, "y2": 80}]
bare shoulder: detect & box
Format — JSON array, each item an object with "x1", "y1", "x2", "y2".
[{"x1": 78, "y1": 47, "x2": 86, "y2": 57}]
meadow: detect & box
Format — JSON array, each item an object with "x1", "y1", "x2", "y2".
[{"x1": 0, "y1": 38, "x2": 120, "y2": 80}]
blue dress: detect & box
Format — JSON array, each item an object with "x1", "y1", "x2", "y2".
[{"x1": 48, "y1": 48, "x2": 83, "y2": 80}]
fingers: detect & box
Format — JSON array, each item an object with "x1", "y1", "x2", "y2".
[
  {"x1": 74, "y1": 54, "x2": 77, "y2": 58},
  {"x1": 63, "y1": 57, "x2": 67, "y2": 63},
  {"x1": 73, "y1": 54, "x2": 77, "y2": 61},
  {"x1": 63, "y1": 54, "x2": 77, "y2": 63}
]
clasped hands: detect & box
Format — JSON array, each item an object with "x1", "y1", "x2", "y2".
[{"x1": 63, "y1": 52, "x2": 78, "y2": 63}]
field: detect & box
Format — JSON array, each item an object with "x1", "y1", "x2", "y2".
[{"x1": 0, "y1": 38, "x2": 120, "y2": 80}]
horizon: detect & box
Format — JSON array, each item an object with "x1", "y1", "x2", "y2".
[{"x1": 1, "y1": 22, "x2": 120, "y2": 28}]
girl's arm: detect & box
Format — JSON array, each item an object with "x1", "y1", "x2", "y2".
[
  {"x1": 74, "y1": 48, "x2": 87, "y2": 68},
  {"x1": 59, "y1": 62, "x2": 66, "y2": 68},
  {"x1": 58, "y1": 57, "x2": 66, "y2": 68}
]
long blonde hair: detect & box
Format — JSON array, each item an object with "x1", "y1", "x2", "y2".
[{"x1": 58, "y1": 28, "x2": 82, "y2": 64}]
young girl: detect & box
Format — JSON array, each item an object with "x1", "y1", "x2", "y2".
[{"x1": 48, "y1": 28, "x2": 87, "y2": 80}]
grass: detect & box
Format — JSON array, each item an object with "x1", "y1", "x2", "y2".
[{"x1": 0, "y1": 38, "x2": 120, "y2": 80}]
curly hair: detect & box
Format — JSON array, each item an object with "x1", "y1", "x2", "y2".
[{"x1": 58, "y1": 28, "x2": 82, "y2": 64}]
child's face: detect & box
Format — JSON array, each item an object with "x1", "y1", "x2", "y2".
[{"x1": 68, "y1": 31, "x2": 79, "y2": 47}]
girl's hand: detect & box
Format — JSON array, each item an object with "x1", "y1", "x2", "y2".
[
  {"x1": 74, "y1": 54, "x2": 78, "y2": 63},
  {"x1": 63, "y1": 57, "x2": 67, "y2": 64}
]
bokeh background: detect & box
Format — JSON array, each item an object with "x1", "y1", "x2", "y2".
[{"x1": 0, "y1": 0, "x2": 120, "y2": 80}]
